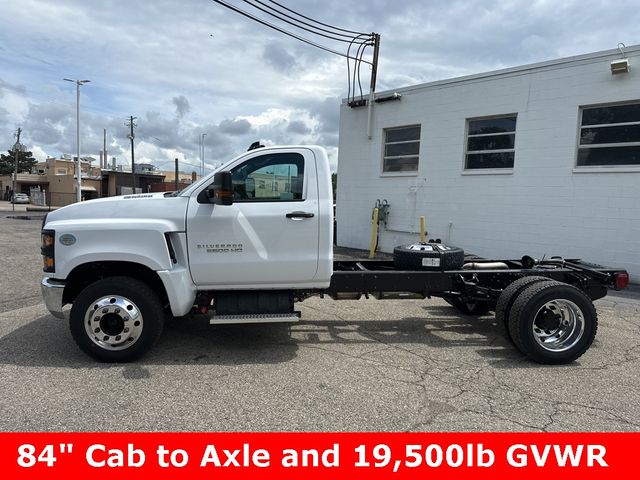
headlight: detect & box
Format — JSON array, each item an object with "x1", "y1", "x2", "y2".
[{"x1": 41, "y1": 229, "x2": 55, "y2": 273}]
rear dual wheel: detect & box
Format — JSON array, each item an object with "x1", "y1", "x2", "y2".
[
  {"x1": 495, "y1": 276, "x2": 560, "y2": 342},
  {"x1": 506, "y1": 281, "x2": 597, "y2": 364}
]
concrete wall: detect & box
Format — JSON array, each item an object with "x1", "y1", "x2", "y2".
[
  {"x1": 337, "y1": 46, "x2": 640, "y2": 281},
  {"x1": 103, "y1": 172, "x2": 165, "y2": 196},
  {"x1": 149, "y1": 182, "x2": 192, "y2": 192},
  {"x1": 48, "y1": 174, "x2": 75, "y2": 207}
]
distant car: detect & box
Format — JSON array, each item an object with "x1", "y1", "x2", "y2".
[{"x1": 11, "y1": 193, "x2": 29, "y2": 204}]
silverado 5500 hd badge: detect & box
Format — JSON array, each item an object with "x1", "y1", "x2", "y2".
[{"x1": 197, "y1": 243, "x2": 243, "y2": 253}]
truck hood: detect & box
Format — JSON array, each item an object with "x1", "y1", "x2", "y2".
[{"x1": 44, "y1": 193, "x2": 188, "y2": 232}]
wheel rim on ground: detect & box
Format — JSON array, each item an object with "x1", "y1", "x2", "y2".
[
  {"x1": 532, "y1": 299, "x2": 585, "y2": 352},
  {"x1": 83, "y1": 295, "x2": 144, "y2": 351}
]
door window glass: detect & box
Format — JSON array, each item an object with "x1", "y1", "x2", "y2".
[{"x1": 230, "y1": 152, "x2": 304, "y2": 201}]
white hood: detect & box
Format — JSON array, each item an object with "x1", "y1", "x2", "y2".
[{"x1": 45, "y1": 193, "x2": 188, "y2": 232}]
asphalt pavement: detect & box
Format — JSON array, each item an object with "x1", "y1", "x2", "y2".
[{"x1": 1, "y1": 216, "x2": 639, "y2": 432}]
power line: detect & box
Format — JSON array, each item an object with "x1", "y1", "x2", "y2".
[
  {"x1": 154, "y1": 157, "x2": 210, "y2": 171},
  {"x1": 357, "y1": 37, "x2": 374, "y2": 101},
  {"x1": 211, "y1": 0, "x2": 373, "y2": 63},
  {"x1": 353, "y1": 41, "x2": 369, "y2": 103},
  {"x1": 211, "y1": 0, "x2": 381, "y2": 114},
  {"x1": 242, "y1": 0, "x2": 365, "y2": 43},
  {"x1": 266, "y1": 0, "x2": 368, "y2": 36},
  {"x1": 346, "y1": 34, "x2": 370, "y2": 102}
]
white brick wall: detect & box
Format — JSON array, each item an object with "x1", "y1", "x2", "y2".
[{"x1": 337, "y1": 46, "x2": 640, "y2": 281}]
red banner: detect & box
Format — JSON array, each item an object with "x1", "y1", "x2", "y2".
[{"x1": 0, "y1": 432, "x2": 636, "y2": 479}]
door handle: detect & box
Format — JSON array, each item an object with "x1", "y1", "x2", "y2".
[{"x1": 286, "y1": 211, "x2": 315, "y2": 219}]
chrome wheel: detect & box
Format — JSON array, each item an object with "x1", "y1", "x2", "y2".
[
  {"x1": 84, "y1": 295, "x2": 144, "y2": 351},
  {"x1": 532, "y1": 299, "x2": 584, "y2": 352}
]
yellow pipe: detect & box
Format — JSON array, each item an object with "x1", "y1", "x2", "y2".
[
  {"x1": 369, "y1": 207, "x2": 379, "y2": 258},
  {"x1": 419, "y1": 215, "x2": 426, "y2": 243}
]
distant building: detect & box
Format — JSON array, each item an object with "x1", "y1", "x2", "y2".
[
  {"x1": 101, "y1": 169, "x2": 165, "y2": 196},
  {"x1": 1, "y1": 157, "x2": 99, "y2": 205},
  {"x1": 0, "y1": 156, "x2": 166, "y2": 205},
  {"x1": 148, "y1": 168, "x2": 201, "y2": 193},
  {"x1": 134, "y1": 163, "x2": 157, "y2": 174}
]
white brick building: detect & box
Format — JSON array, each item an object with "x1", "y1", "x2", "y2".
[{"x1": 337, "y1": 45, "x2": 640, "y2": 281}]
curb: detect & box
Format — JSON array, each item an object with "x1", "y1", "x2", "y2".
[{"x1": 26, "y1": 206, "x2": 59, "y2": 212}]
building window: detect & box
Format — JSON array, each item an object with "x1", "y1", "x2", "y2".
[
  {"x1": 465, "y1": 115, "x2": 517, "y2": 169},
  {"x1": 383, "y1": 125, "x2": 421, "y2": 173},
  {"x1": 577, "y1": 102, "x2": 640, "y2": 167}
]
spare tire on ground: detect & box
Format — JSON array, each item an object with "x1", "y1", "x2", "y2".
[{"x1": 393, "y1": 242, "x2": 465, "y2": 271}]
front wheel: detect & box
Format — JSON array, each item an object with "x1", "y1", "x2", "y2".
[
  {"x1": 69, "y1": 277, "x2": 164, "y2": 362},
  {"x1": 507, "y1": 282, "x2": 597, "y2": 364}
]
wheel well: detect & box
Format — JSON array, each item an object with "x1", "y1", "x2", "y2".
[{"x1": 63, "y1": 262, "x2": 169, "y2": 309}]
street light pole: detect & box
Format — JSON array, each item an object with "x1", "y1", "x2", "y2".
[
  {"x1": 11, "y1": 127, "x2": 23, "y2": 213},
  {"x1": 63, "y1": 78, "x2": 90, "y2": 203}
]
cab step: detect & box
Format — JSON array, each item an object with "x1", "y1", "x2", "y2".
[{"x1": 209, "y1": 312, "x2": 301, "y2": 325}]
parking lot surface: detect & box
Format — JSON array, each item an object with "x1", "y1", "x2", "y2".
[{"x1": 1, "y1": 215, "x2": 639, "y2": 431}]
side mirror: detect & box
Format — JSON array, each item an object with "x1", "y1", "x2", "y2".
[{"x1": 209, "y1": 171, "x2": 234, "y2": 205}]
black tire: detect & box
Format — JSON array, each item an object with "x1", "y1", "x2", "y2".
[
  {"x1": 507, "y1": 282, "x2": 597, "y2": 364},
  {"x1": 496, "y1": 276, "x2": 559, "y2": 342},
  {"x1": 393, "y1": 243, "x2": 464, "y2": 271},
  {"x1": 69, "y1": 276, "x2": 164, "y2": 362},
  {"x1": 445, "y1": 297, "x2": 491, "y2": 316}
]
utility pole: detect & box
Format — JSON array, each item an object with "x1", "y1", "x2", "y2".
[
  {"x1": 200, "y1": 133, "x2": 207, "y2": 177},
  {"x1": 103, "y1": 128, "x2": 107, "y2": 169},
  {"x1": 367, "y1": 33, "x2": 381, "y2": 140},
  {"x1": 11, "y1": 127, "x2": 22, "y2": 213},
  {"x1": 126, "y1": 116, "x2": 137, "y2": 192},
  {"x1": 174, "y1": 158, "x2": 179, "y2": 191}
]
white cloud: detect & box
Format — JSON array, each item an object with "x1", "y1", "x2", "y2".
[
  {"x1": 30, "y1": 145, "x2": 49, "y2": 162},
  {"x1": 0, "y1": 89, "x2": 29, "y2": 125},
  {"x1": 239, "y1": 108, "x2": 291, "y2": 127},
  {"x1": 0, "y1": 0, "x2": 638, "y2": 174}
]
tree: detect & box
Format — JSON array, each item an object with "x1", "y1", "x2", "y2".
[{"x1": 0, "y1": 149, "x2": 37, "y2": 175}]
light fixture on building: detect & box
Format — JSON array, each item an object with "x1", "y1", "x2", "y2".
[
  {"x1": 611, "y1": 43, "x2": 630, "y2": 74},
  {"x1": 375, "y1": 92, "x2": 402, "y2": 103}
]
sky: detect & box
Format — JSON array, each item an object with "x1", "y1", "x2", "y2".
[{"x1": 1, "y1": 0, "x2": 639, "y2": 174}]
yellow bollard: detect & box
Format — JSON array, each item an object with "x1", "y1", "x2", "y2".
[
  {"x1": 419, "y1": 216, "x2": 426, "y2": 243},
  {"x1": 369, "y1": 207, "x2": 379, "y2": 258}
]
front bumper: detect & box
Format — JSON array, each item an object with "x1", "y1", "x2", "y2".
[{"x1": 41, "y1": 277, "x2": 66, "y2": 319}]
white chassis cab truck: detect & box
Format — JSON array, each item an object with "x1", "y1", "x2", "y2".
[{"x1": 40, "y1": 145, "x2": 628, "y2": 364}]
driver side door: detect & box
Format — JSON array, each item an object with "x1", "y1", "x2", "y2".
[{"x1": 186, "y1": 148, "x2": 320, "y2": 288}]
